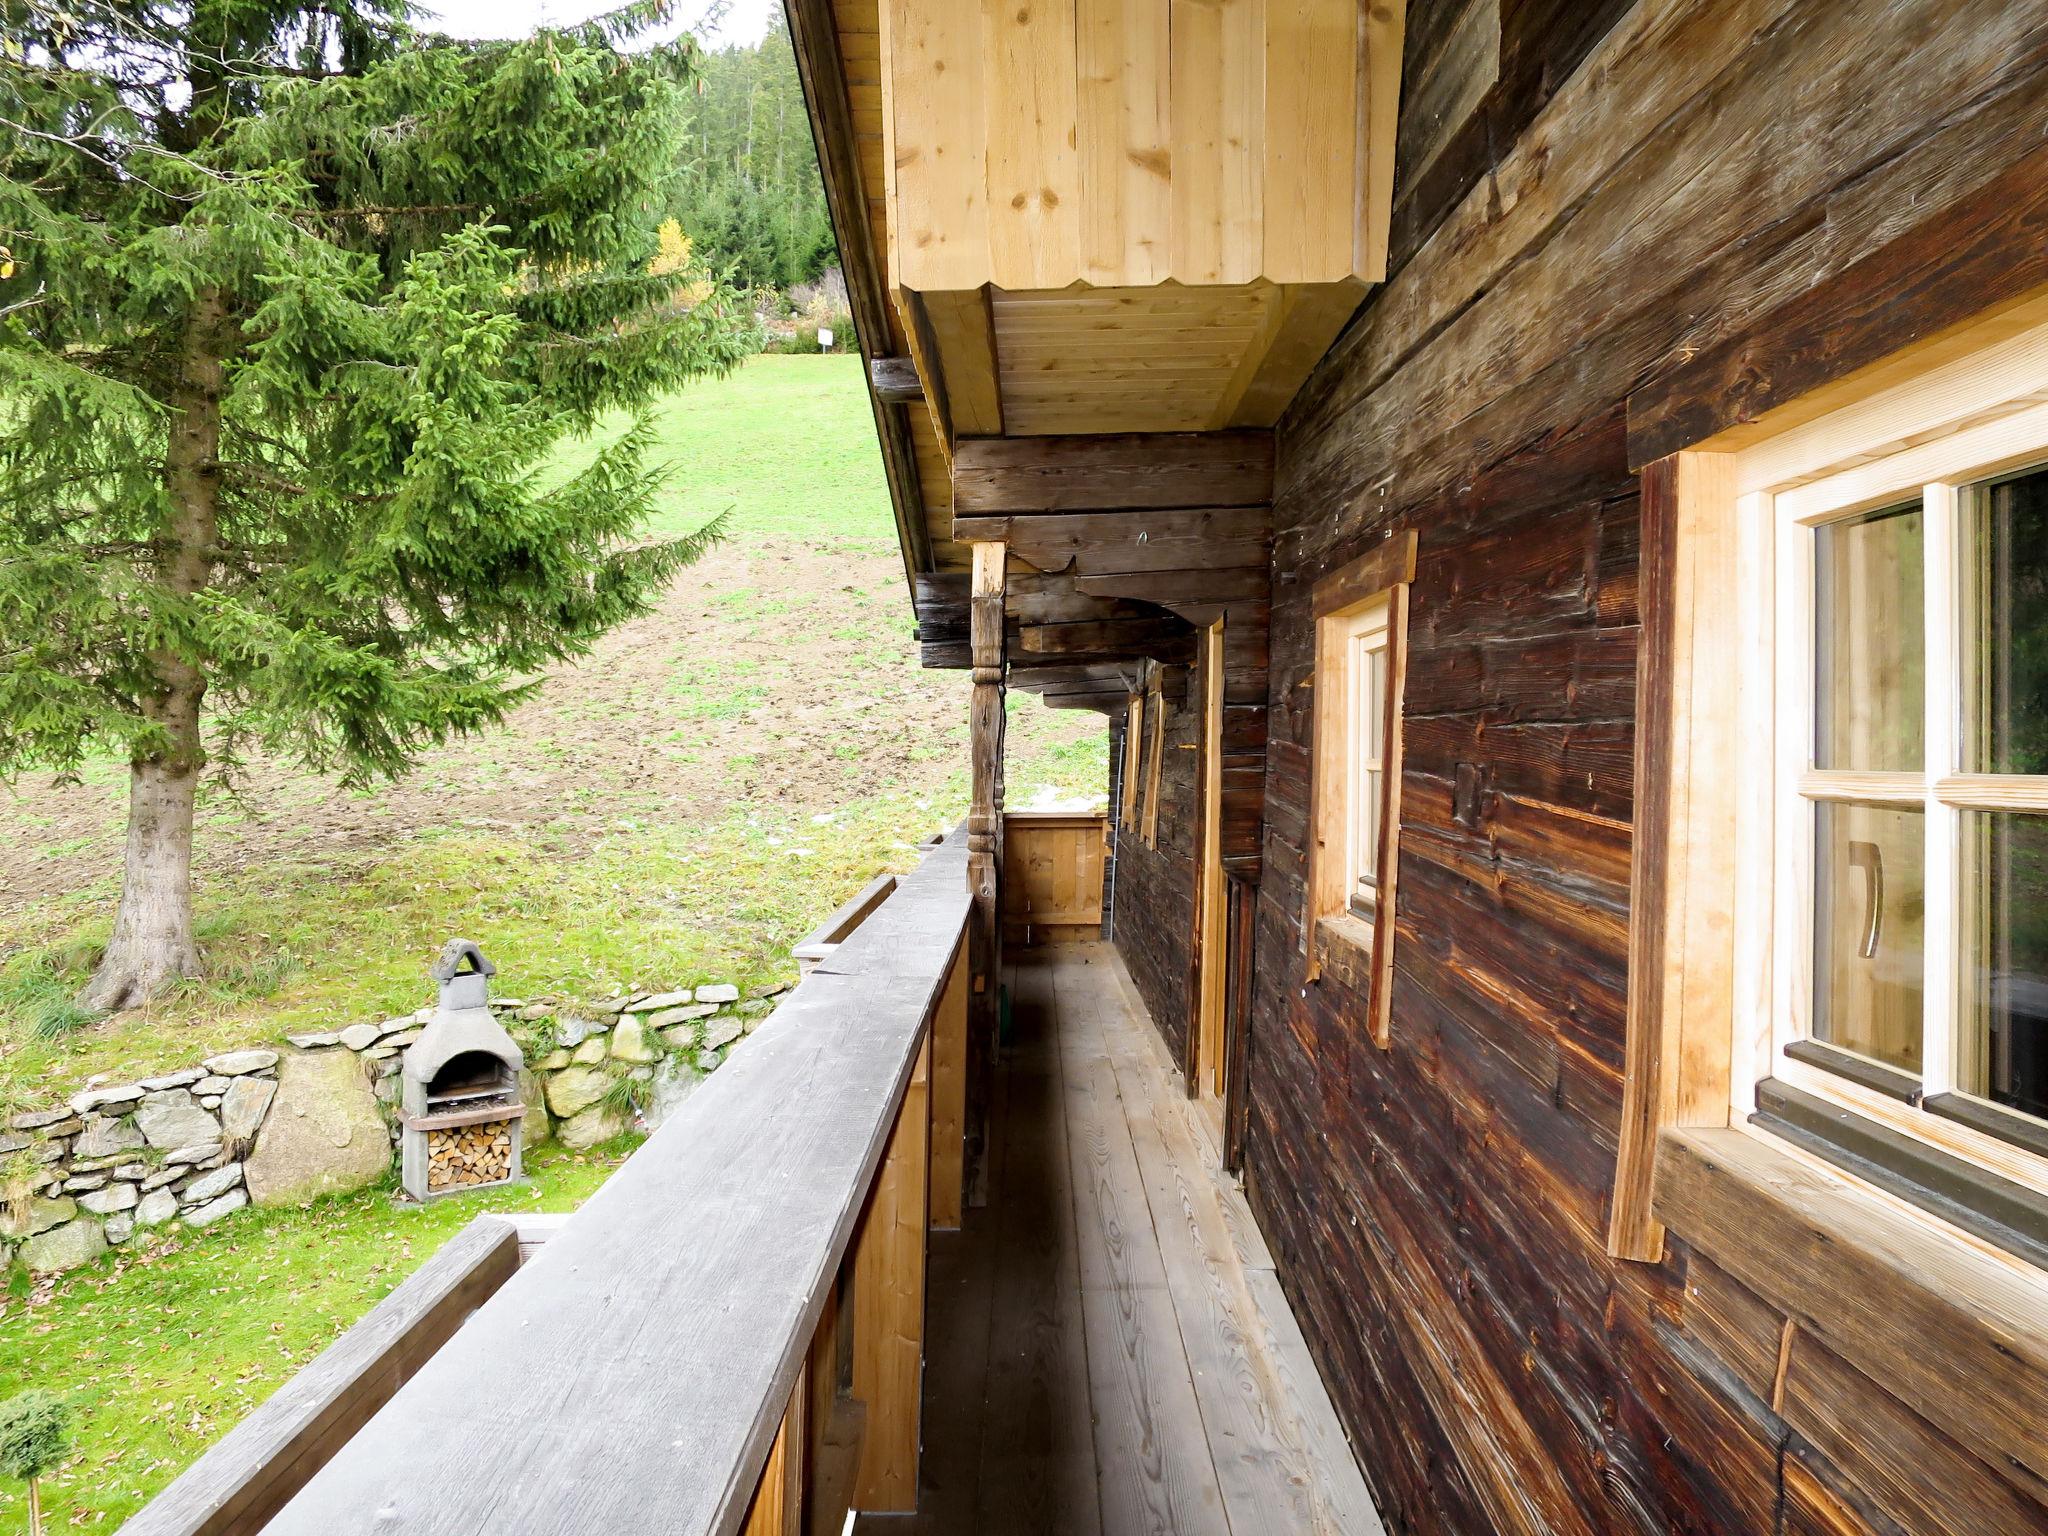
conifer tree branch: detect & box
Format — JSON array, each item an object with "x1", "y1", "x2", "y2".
[{"x1": 0, "y1": 0, "x2": 753, "y2": 1009}]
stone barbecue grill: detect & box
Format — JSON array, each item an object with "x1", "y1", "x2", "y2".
[{"x1": 400, "y1": 940, "x2": 526, "y2": 1201}]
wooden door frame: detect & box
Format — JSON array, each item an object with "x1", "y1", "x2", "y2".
[
  {"x1": 1222, "y1": 877, "x2": 1256, "y2": 1172},
  {"x1": 1190, "y1": 620, "x2": 1228, "y2": 1101}
]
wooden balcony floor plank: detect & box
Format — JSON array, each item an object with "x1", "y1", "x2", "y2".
[
  {"x1": 1076, "y1": 948, "x2": 1383, "y2": 1536},
  {"x1": 858, "y1": 942, "x2": 1383, "y2": 1536},
  {"x1": 1058, "y1": 950, "x2": 1314, "y2": 1536},
  {"x1": 971, "y1": 953, "x2": 1103, "y2": 1535},
  {"x1": 1055, "y1": 952, "x2": 1232, "y2": 1536}
]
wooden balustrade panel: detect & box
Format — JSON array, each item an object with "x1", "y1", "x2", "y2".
[
  {"x1": 930, "y1": 938, "x2": 969, "y2": 1229},
  {"x1": 851, "y1": 1034, "x2": 931, "y2": 1512},
  {"x1": 1002, "y1": 811, "x2": 1108, "y2": 943}
]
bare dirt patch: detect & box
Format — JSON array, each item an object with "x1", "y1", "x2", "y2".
[{"x1": 0, "y1": 537, "x2": 1088, "y2": 927}]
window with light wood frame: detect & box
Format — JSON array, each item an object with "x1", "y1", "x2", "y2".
[
  {"x1": 1304, "y1": 531, "x2": 1415, "y2": 1047},
  {"x1": 1120, "y1": 689, "x2": 1144, "y2": 830},
  {"x1": 1611, "y1": 293, "x2": 2048, "y2": 1268}
]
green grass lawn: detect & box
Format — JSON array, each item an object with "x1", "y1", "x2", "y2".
[
  {"x1": 551, "y1": 352, "x2": 894, "y2": 543},
  {"x1": 0, "y1": 796, "x2": 956, "y2": 1103},
  {"x1": 0, "y1": 354, "x2": 1105, "y2": 1525},
  {"x1": 0, "y1": 1139, "x2": 637, "y2": 1529}
]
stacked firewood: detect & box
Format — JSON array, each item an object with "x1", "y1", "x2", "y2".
[{"x1": 425, "y1": 1120, "x2": 514, "y2": 1190}]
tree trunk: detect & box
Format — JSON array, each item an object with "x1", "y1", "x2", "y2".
[
  {"x1": 28, "y1": 1475, "x2": 42, "y2": 1536},
  {"x1": 82, "y1": 289, "x2": 226, "y2": 1013},
  {"x1": 83, "y1": 746, "x2": 204, "y2": 1013}
]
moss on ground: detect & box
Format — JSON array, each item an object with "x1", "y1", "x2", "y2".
[{"x1": 0, "y1": 794, "x2": 959, "y2": 1106}]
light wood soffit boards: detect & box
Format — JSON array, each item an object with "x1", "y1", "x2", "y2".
[
  {"x1": 906, "y1": 279, "x2": 1372, "y2": 441},
  {"x1": 803, "y1": 0, "x2": 1404, "y2": 586},
  {"x1": 865, "y1": 0, "x2": 1404, "y2": 443}
]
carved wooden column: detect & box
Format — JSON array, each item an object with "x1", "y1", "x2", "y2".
[{"x1": 965, "y1": 541, "x2": 1005, "y2": 1200}]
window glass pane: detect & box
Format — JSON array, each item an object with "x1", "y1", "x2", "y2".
[
  {"x1": 1368, "y1": 645, "x2": 1386, "y2": 760},
  {"x1": 1814, "y1": 505, "x2": 1924, "y2": 770},
  {"x1": 1959, "y1": 810, "x2": 2048, "y2": 1121},
  {"x1": 1812, "y1": 802, "x2": 1925, "y2": 1073},
  {"x1": 1360, "y1": 767, "x2": 1381, "y2": 884},
  {"x1": 1962, "y1": 464, "x2": 2048, "y2": 776}
]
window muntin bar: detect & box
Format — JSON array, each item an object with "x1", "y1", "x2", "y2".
[{"x1": 1782, "y1": 457, "x2": 2048, "y2": 1157}]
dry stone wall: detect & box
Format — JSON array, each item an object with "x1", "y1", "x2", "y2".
[{"x1": 2, "y1": 979, "x2": 785, "y2": 1275}]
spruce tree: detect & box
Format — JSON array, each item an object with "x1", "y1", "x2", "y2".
[
  {"x1": 0, "y1": 0, "x2": 751, "y2": 1010},
  {"x1": 669, "y1": 17, "x2": 835, "y2": 291}
]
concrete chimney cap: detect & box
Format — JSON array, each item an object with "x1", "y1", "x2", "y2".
[{"x1": 430, "y1": 938, "x2": 496, "y2": 983}]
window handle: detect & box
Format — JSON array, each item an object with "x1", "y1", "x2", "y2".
[{"x1": 1849, "y1": 840, "x2": 1883, "y2": 959}]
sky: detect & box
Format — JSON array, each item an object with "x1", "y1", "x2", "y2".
[{"x1": 417, "y1": 0, "x2": 778, "y2": 46}]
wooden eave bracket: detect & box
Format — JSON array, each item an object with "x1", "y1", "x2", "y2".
[{"x1": 870, "y1": 356, "x2": 924, "y2": 404}]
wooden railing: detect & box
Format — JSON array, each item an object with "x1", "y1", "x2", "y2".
[
  {"x1": 791, "y1": 870, "x2": 896, "y2": 976},
  {"x1": 123, "y1": 831, "x2": 974, "y2": 1536}
]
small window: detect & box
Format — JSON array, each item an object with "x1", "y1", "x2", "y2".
[
  {"x1": 1344, "y1": 597, "x2": 1392, "y2": 921},
  {"x1": 1304, "y1": 533, "x2": 1414, "y2": 1046}
]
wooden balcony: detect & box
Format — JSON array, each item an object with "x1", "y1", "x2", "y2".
[
  {"x1": 120, "y1": 830, "x2": 1375, "y2": 1536},
  {"x1": 872, "y1": 941, "x2": 1378, "y2": 1534}
]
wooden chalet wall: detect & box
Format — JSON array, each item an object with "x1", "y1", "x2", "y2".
[
  {"x1": 1114, "y1": 677, "x2": 1199, "y2": 1067},
  {"x1": 1108, "y1": 0, "x2": 2048, "y2": 1532}
]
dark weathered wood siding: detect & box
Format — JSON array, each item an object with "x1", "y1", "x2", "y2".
[{"x1": 1112, "y1": 0, "x2": 2048, "y2": 1530}]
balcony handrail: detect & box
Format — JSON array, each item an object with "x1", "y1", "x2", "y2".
[
  {"x1": 126, "y1": 828, "x2": 971, "y2": 1536},
  {"x1": 120, "y1": 1215, "x2": 523, "y2": 1536},
  {"x1": 792, "y1": 868, "x2": 897, "y2": 974}
]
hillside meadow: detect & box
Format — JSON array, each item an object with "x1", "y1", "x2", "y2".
[{"x1": 0, "y1": 354, "x2": 1105, "y2": 1528}]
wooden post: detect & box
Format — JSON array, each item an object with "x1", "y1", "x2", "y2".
[
  {"x1": 966, "y1": 540, "x2": 1006, "y2": 1201},
  {"x1": 802, "y1": 1277, "x2": 867, "y2": 1536},
  {"x1": 851, "y1": 1035, "x2": 931, "y2": 1513},
  {"x1": 930, "y1": 936, "x2": 969, "y2": 1230},
  {"x1": 1192, "y1": 618, "x2": 1227, "y2": 1099},
  {"x1": 741, "y1": 1367, "x2": 807, "y2": 1536}
]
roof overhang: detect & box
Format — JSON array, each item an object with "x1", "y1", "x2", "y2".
[{"x1": 786, "y1": 0, "x2": 1407, "y2": 626}]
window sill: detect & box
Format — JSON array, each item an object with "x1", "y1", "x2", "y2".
[
  {"x1": 1751, "y1": 1079, "x2": 2048, "y2": 1270},
  {"x1": 1654, "y1": 1126, "x2": 2048, "y2": 1494},
  {"x1": 1319, "y1": 909, "x2": 1373, "y2": 955},
  {"x1": 1311, "y1": 911, "x2": 1375, "y2": 996}
]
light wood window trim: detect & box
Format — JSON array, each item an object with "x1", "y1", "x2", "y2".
[
  {"x1": 1303, "y1": 530, "x2": 1415, "y2": 1048},
  {"x1": 1142, "y1": 672, "x2": 1164, "y2": 849},
  {"x1": 1611, "y1": 288, "x2": 2048, "y2": 1263},
  {"x1": 1120, "y1": 689, "x2": 1144, "y2": 829}
]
